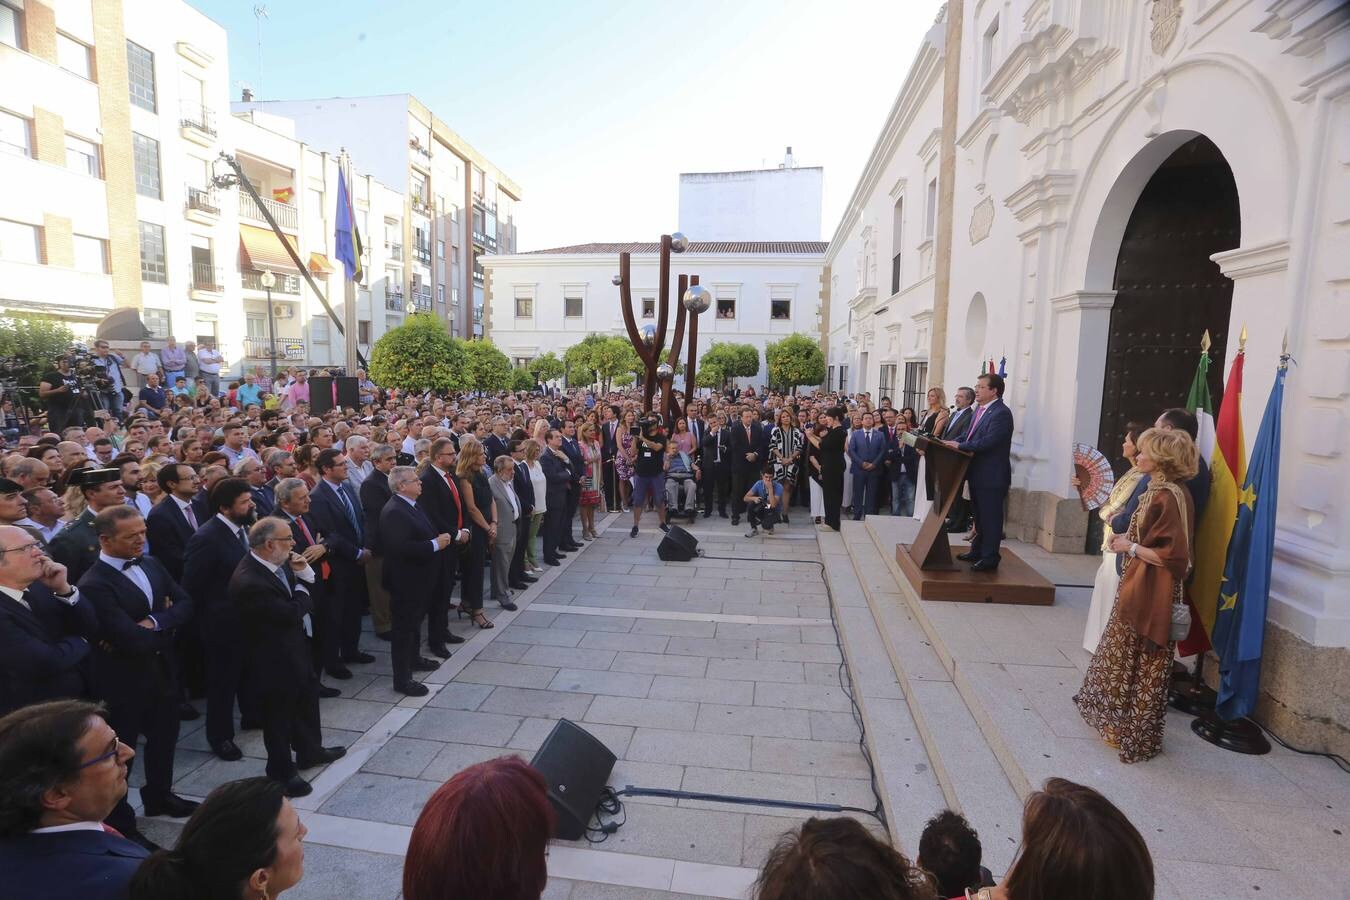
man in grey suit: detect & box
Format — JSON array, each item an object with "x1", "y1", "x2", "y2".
[
  {"x1": 487, "y1": 455, "x2": 520, "y2": 612},
  {"x1": 943, "y1": 387, "x2": 977, "y2": 532}
]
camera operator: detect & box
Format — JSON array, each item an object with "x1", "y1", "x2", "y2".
[
  {"x1": 91, "y1": 340, "x2": 127, "y2": 421},
  {"x1": 627, "y1": 415, "x2": 669, "y2": 538},
  {"x1": 38, "y1": 354, "x2": 92, "y2": 436},
  {"x1": 742, "y1": 467, "x2": 783, "y2": 537}
]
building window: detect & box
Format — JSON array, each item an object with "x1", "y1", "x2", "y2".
[
  {"x1": 891, "y1": 198, "x2": 903, "y2": 293},
  {"x1": 641, "y1": 298, "x2": 655, "y2": 319},
  {"x1": 65, "y1": 134, "x2": 100, "y2": 177},
  {"x1": 437, "y1": 284, "x2": 445, "y2": 305},
  {"x1": 924, "y1": 178, "x2": 937, "y2": 239},
  {"x1": 827, "y1": 366, "x2": 835, "y2": 391},
  {"x1": 138, "y1": 221, "x2": 166, "y2": 283},
  {"x1": 132, "y1": 133, "x2": 161, "y2": 198},
  {"x1": 73, "y1": 235, "x2": 107, "y2": 274},
  {"x1": 563, "y1": 293, "x2": 583, "y2": 318},
  {"x1": 514, "y1": 288, "x2": 533, "y2": 318},
  {"x1": 437, "y1": 239, "x2": 445, "y2": 259},
  {"x1": 903, "y1": 361, "x2": 929, "y2": 413},
  {"x1": 246, "y1": 313, "x2": 267, "y2": 339},
  {"x1": 56, "y1": 33, "x2": 93, "y2": 80},
  {"x1": 0, "y1": 3, "x2": 21, "y2": 50},
  {"x1": 981, "y1": 16, "x2": 1000, "y2": 84},
  {"x1": 716, "y1": 289, "x2": 737, "y2": 319},
  {"x1": 837, "y1": 365, "x2": 848, "y2": 393},
  {"x1": 0, "y1": 109, "x2": 30, "y2": 157},
  {"x1": 0, "y1": 219, "x2": 40, "y2": 264},
  {"x1": 311, "y1": 316, "x2": 330, "y2": 344},
  {"x1": 142, "y1": 308, "x2": 171, "y2": 339},
  {"x1": 126, "y1": 41, "x2": 156, "y2": 112},
  {"x1": 878, "y1": 364, "x2": 897, "y2": 399},
  {"x1": 358, "y1": 320, "x2": 371, "y2": 345},
  {"x1": 770, "y1": 287, "x2": 793, "y2": 321}
]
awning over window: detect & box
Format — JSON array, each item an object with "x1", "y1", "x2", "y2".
[
  {"x1": 308, "y1": 252, "x2": 333, "y2": 275},
  {"x1": 239, "y1": 224, "x2": 300, "y2": 275}
]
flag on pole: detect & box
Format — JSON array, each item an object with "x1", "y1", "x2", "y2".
[
  {"x1": 272, "y1": 186, "x2": 294, "y2": 204},
  {"x1": 1176, "y1": 334, "x2": 1217, "y2": 654},
  {"x1": 987, "y1": 357, "x2": 995, "y2": 375},
  {"x1": 1187, "y1": 342, "x2": 1246, "y2": 651},
  {"x1": 1212, "y1": 355, "x2": 1287, "y2": 721},
  {"x1": 997, "y1": 355, "x2": 1006, "y2": 378},
  {"x1": 334, "y1": 165, "x2": 363, "y2": 282}
]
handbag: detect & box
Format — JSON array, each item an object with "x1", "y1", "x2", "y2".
[{"x1": 1170, "y1": 601, "x2": 1192, "y2": 642}]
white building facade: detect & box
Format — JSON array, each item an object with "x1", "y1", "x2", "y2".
[
  {"x1": 825, "y1": 1, "x2": 1350, "y2": 752},
  {"x1": 678, "y1": 151, "x2": 823, "y2": 242},
  {"x1": 482, "y1": 241, "x2": 826, "y2": 386}
]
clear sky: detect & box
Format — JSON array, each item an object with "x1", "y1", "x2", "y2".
[{"x1": 189, "y1": 0, "x2": 944, "y2": 251}]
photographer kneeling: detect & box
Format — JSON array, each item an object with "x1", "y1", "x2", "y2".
[
  {"x1": 628, "y1": 416, "x2": 669, "y2": 538},
  {"x1": 664, "y1": 440, "x2": 699, "y2": 520},
  {"x1": 743, "y1": 467, "x2": 783, "y2": 537}
]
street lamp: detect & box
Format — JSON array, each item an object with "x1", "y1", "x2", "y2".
[{"x1": 259, "y1": 268, "x2": 278, "y2": 381}]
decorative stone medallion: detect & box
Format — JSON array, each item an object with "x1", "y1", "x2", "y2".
[
  {"x1": 1151, "y1": 0, "x2": 1182, "y2": 56},
  {"x1": 969, "y1": 196, "x2": 994, "y2": 244}
]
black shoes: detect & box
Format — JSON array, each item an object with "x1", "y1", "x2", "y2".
[
  {"x1": 318, "y1": 684, "x2": 341, "y2": 698},
  {"x1": 343, "y1": 652, "x2": 376, "y2": 664},
  {"x1": 395, "y1": 681, "x2": 429, "y2": 697},
  {"x1": 630, "y1": 526, "x2": 639, "y2": 537},
  {"x1": 544, "y1": 558, "x2": 561, "y2": 566},
  {"x1": 325, "y1": 665, "x2": 353, "y2": 680},
  {"x1": 956, "y1": 551, "x2": 979, "y2": 562},
  {"x1": 413, "y1": 657, "x2": 439, "y2": 671},
  {"x1": 141, "y1": 792, "x2": 200, "y2": 818},
  {"x1": 428, "y1": 643, "x2": 453, "y2": 659},
  {"x1": 446, "y1": 632, "x2": 466, "y2": 644},
  {"x1": 719, "y1": 510, "x2": 728, "y2": 518},
  {"x1": 280, "y1": 776, "x2": 312, "y2": 798},
  {"x1": 659, "y1": 522, "x2": 671, "y2": 533},
  {"x1": 375, "y1": 631, "x2": 392, "y2": 642},
  {"x1": 520, "y1": 574, "x2": 538, "y2": 583},
  {"x1": 702, "y1": 512, "x2": 712, "y2": 519},
  {"x1": 971, "y1": 559, "x2": 1001, "y2": 573},
  {"x1": 731, "y1": 515, "x2": 740, "y2": 525},
  {"x1": 297, "y1": 746, "x2": 346, "y2": 768},
  {"x1": 212, "y1": 739, "x2": 243, "y2": 761},
  {"x1": 498, "y1": 600, "x2": 519, "y2": 611},
  {"x1": 178, "y1": 701, "x2": 200, "y2": 721}
]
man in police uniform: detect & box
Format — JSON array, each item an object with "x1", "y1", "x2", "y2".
[{"x1": 49, "y1": 468, "x2": 127, "y2": 583}]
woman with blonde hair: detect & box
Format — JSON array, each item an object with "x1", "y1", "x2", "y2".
[
  {"x1": 577, "y1": 422, "x2": 602, "y2": 540},
  {"x1": 456, "y1": 440, "x2": 495, "y2": 629},
  {"x1": 1075, "y1": 427, "x2": 1198, "y2": 763},
  {"x1": 523, "y1": 439, "x2": 547, "y2": 574}
]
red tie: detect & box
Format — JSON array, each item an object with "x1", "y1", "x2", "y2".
[
  {"x1": 971, "y1": 404, "x2": 987, "y2": 435},
  {"x1": 444, "y1": 470, "x2": 463, "y2": 530},
  {"x1": 296, "y1": 516, "x2": 330, "y2": 579},
  {"x1": 102, "y1": 823, "x2": 124, "y2": 838}
]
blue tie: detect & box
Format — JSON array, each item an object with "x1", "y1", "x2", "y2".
[{"x1": 334, "y1": 483, "x2": 362, "y2": 541}]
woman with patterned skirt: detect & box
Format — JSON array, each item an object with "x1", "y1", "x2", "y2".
[
  {"x1": 1074, "y1": 427, "x2": 1197, "y2": 763},
  {"x1": 1080, "y1": 422, "x2": 1150, "y2": 653}
]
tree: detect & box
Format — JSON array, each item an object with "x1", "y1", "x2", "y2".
[
  {"x1": 765, "y1": 333, "x2": 826, "y2": 394},
  {"x1": 460, "y1": 339, "x2": 512, "y2": 392},
  {"x1": 0, "y1": 313, "x2": 76, "y2": 407},
  {"x1": 591, "y1": 336, "x2": 641, "y2": 395},
  {"x1": 528, "y1": 351, "x2": 565, "y2": 385},
  {"x1": 509, "y1": 367, "x2": 535, "y2": 392},
  {"x1": 563, "y1": 334, "x2": 610, "y2": 387},
  {"x1": 699, "y1": 342, "x2": 758, "y2": 388},
  {"x1": 732, "y1": 343, "x2": 761, "y2": 380},
  {"x1": 368, "y1": 314, "x2": 467, "y2": 393}
]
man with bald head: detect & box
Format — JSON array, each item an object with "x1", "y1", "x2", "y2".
[{"x1": 7, "y1": 456, "x2": 50, "y2": 492}]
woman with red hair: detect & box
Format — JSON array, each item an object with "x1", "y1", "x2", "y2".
[{"x1": 403, "y1": 756, "x2": 555, "y2": 900}]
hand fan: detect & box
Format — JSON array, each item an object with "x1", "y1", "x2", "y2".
[{"x1": 1073, "y1": 442, "x2": 1115, "y2": 510}]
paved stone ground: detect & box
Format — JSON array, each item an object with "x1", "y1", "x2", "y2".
[{"x1": 135, "y1": 510, "x2": 884, "y2": 898}]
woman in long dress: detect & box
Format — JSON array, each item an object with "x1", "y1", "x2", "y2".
[
  {"x1": 1074, "y1": 427, "x2": 1197, "y2": 763},
  {"x1": 1080, "y1": 423, "x2": 1150, "y2": 653},
  {"x1": 768, "y1": 410, "x2": 803, "y2": 522},
  {"x1": 911, "y1": 390, "x2": 949, "y2": 520}
]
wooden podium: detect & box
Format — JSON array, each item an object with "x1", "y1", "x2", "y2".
[{"x1": 894, "y1": 432, "x2": 1054, "y2": 606}]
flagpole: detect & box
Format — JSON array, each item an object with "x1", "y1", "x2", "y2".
[{"x1": 341, "y1": 150, "x2": 359, "y2": 374}]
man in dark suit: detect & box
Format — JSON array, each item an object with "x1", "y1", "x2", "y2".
[
  {"x1": 231, "y1": 518, "x2": 345, "y2": 797},
  {"x1": 0, "y1": 525, "x2": 97, "y2": 717},
  {"x1": 359, "y1": 444, "x2": 397, "y2": 642},
  {"x1": 145, "y1": 464, "x2": 200, "y2": 582},
  {"x1": 418, "y1": 438, "x2": 470, "y2": 656},
  {"x1": 238, "y1": 457, "x2": 275, "y2": 517},
  {"x1": 728, "y1": 408, "x2": 769, "y2": 525},
  {"x1": 945, "y1": 374, "x2": 1014, "y2": 571},
  {"x1": 381, "y1": 466, "x2": 455, "y2": 695},
  {"x1": 189, "y1": 464, "x2": 228, "y2": 526},
  {"x1": 818, "y1": 408, "x2": 848, "y2": 531},
  {"x1": 507, "y1": 441, "x2": 537, "y2": 589},
  {"x1": 79, "y1": 506, "x2": 198, "y2": 833},
  {"x1": 882, "y1": 409, "x2": 919, "y2": 517},
  {"x1": 700, "y1": 415, "x2": 732, "y2": 518},
  {"x1": 685, "y1": 404, "x2": 707, "y2": 513},
  {"x1": 848, "y1": 411, "x2": 887, "y2": 520},
  {"x1": 558, "y1": 419, "x2": 584, "y2": 550},
  {"x1": 0, "y1": 700, "x2": 152, "y2": 887},
  {"x1": 483, "y1": 418, "x2": 510, "y2": 462},
  {"x1": 272, "y1": 478, "x2": 339, "y2": 696},
  {"x1": 181, "y1": 477, "x2": 255, "y2": 761},
  {"x1": 941, "y1": 387, "x2": 976, "y2": 531},
  {"x1": 539, "y1": 430, "x2": 572, "y2": 566},
  {"x1": 600, "y1": 404, "x2": 620, "y2": 511},
  {"x1": 306, "y1": 449, "x2": 374, "y2": 670}
]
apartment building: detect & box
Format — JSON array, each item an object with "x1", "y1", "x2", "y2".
[
  {"x1": 232, "y1": 94, "x2": 521, "y2": 341},
  {"x1": 0, "y1": 0, "x2": 233, "y2": 350}
]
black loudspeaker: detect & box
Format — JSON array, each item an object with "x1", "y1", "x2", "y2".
[
  {"x1": 657, "y1": 525, "x2": 699, "y2": 561},
  {"x1": 334, "y1": 376, "x2": 359, "y2": 410},
  {"x1": 309, "y1": 376, "x2": 334, "y2": 415},
  {"x1": 530, "y1": 719, "x2": 617, "y2": 840}
]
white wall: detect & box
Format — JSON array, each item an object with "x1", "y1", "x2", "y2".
[{"x1": 679, "y1": 167, "x2": 824, "y2": 242}]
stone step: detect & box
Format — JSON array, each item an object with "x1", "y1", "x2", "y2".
[{"x1": 835, "y1": 521, "x2": 1025, "y2": 875}]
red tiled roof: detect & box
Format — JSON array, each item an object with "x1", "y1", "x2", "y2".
[{"x1": 519, "y1": 241, "x2": 828, "y2": 255}]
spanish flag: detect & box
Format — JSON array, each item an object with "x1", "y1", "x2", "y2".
[
  {"x1": 1185, "y1": 344, "x2": 1245, "y2": 653},
  {"x1": 272, "y1": 186, "x2": 294, "y2": 204}
]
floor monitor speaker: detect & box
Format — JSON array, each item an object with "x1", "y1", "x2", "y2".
[
  {"x1": 530, "y1": 719, "x2": 617, "y2": 840},
  {"x1": 657, "y1": 525, "x2": 699, "y2": 562}
]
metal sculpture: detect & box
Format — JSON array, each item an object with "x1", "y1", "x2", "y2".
[{"x1": 614, "y1": 233, "x2": 706, "y2": 423}]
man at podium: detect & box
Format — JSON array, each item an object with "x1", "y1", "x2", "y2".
[{"x1": 943, "y1": 373, "x2": 1013, "y2": 572}]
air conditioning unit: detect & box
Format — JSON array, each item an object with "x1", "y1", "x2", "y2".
[{"x1": 272, "y1": 303, "x2": 293, "y2": 319}]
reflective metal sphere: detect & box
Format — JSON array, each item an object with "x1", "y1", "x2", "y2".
[
  {"x1": 640, "y1": 324, "x2": 657, "y2": 345},
  {"x1": 611, "y1": 274, "x2": 623, "y2": 286},
  {"x1": 656, "y1": 362, "x2": 674, "y2": 379},
  {"x1": 670, "y1": 232, "x2": 689, "y2": 253},
  {"x1": 682, "y1": 284, "x2": 711, "y2": 314}
]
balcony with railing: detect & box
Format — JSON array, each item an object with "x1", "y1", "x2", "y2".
[
  {"x1": 179, "y1": 102, "x2": 217, "y2": 145},
  {"x1": 244, "y1": 336, "x2": 306, "y2": 360},
  {"x1": 385, "y1": 287, "x2": 404, "y2": 311},
  {"x1": 413, "y1": 243, "x2": 431, "y2": 264},
  {"x1": 472, "y1": 229, "x2": 497, "y2": 252},
  {"x1": 410, "y1": 195, "x2": 432, "y2": 217},
  {"x1": 241, "y1": 269, "x2": 300, "y2": 294},
  {"x1": 411, "y1": 286, "x2": 433, "y2": 311},
  {"x1": 473, "y1": 306, "x2": 484, "y2": 324},
  {"x1": 189, "y1": 261, "x2": 223, "y2": 293},
  {"x1": 385, "y1": 242, "x2": 403, "y2": 262},
  {"x1": 238, "y1": 191, "x2": 298, "y2": 229},
  {"x1": 185, "y1": 185, "x2": 220, "y2": 220}
]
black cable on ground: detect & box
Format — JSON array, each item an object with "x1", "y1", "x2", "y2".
[
  {"x1": 616, "y1": 785, "x2": 878, "y2": 817},
  {"x1": 696, "y1": 550, "x2": 891, "y2": 836},
  {"x1": 584, "y1": 786, "x2": 625, "y2": 844}
]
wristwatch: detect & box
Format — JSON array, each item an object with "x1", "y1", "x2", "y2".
[{"x1": 1128, "y1": 542, "x2": 1139, "y2": 558}]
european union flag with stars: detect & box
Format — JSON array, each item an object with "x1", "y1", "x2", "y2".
[{"x1": 1212, "y1": 359, "x2": 1287, "y2": 721}]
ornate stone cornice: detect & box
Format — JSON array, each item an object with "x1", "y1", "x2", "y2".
[
  {"x1": 1050, "y1": 290, "x2": 1116, "y2": 313},
  {"x1": 1004, "y1": 171, "x2": 1077, "y2": 228},
  {"x1": 1211, "y1": 239, "x2": 1291, "y2": 280},
  {"x1": 984, "y1": 20, "x2": 1119, "y2": 125}
]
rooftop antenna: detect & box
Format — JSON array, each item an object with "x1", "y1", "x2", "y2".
[{"x1": 252, "y1": 5, "x2": 268, "y2": 99}]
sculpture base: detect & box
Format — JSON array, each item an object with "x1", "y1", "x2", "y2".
[
  {"x1": 895, "y1": 545, "x2": 1055, "y2": 606},
  {"x1": 1191, "y1": 711, "x2": 1272, "y2": 755}
]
